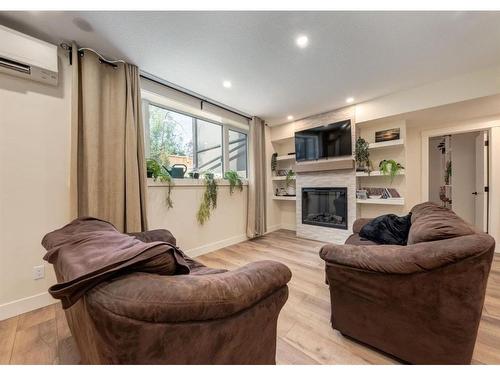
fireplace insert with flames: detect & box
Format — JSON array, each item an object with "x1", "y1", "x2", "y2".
[{"x1": 302, "y1": 187, "x2": 348, "y2": 229}]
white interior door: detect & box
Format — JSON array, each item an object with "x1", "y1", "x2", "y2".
[{"x1": 474, "y1": 131, "x2": 488, "y2": 232}]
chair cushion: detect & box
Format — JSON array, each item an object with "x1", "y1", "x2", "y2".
[
  {"x1": 359, "y1": 213, "x2": 412, "y2": 245},
  {"x1": 408, "y1": 202, "x2": 475, "y2": 244}
]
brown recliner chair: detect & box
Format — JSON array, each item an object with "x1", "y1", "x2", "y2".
[
  {"x1": 319, "y1": 202, "x2": 495, "y2": 364},
  {"x1": 58, "y1": 229, "x2": 292, "y2": 364}
]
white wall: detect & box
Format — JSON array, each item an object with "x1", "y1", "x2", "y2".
[
  {"x1": 0, "y1": 52, "x2": 72, "y2": 318},
  {"x1": 0, "y1": 51, "x2": 251, "y2": 320},
  {"x1": 147, "y1": 181, "x2": 248, "y2": 256}
]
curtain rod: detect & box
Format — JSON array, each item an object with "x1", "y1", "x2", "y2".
[
  {"x1": 139, "y1": 73, "x2": 253, "y2": 121},
  {"x1": 60, "y1": 43, "x2": 127, "y2": 68},
  {"x1": 78, "y1": 47, "x2": 127, "y2": 65},
  {"x1": 60, "y1": 43, "x2": 253, "y2": 121}
]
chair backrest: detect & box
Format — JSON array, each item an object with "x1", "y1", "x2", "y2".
[{"x1": 408, "y1": 202, "x2": 476, "y2": 245}]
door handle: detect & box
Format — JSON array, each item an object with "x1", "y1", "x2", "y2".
[{"x1": 472, "y1": 192, "x2": 478, "y2": 195}]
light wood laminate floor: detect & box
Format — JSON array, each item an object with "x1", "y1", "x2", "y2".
[{"x1": 1, "y1": 230, "x2": 499, "y2": 364}]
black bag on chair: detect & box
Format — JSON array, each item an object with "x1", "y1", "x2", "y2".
[{"x1": 359, "y1": 213, "x2": 412, "y2": 245}]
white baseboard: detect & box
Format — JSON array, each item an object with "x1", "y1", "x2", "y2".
[
  {"x1": 266, "y1": 224, "x2": 282, "y2": 233},
  {"x1": 280, "y1": 223, "x2": 297, "y2": 231},
  {"x1": 266, "y1": 223, "x2": 297, "y2": 233},
  {"x1": 185, "y1": 233, "x2": 248, "y2": 258},
  {"x1": 0, "y1": 292, "x2": 58, "y2": 321}
]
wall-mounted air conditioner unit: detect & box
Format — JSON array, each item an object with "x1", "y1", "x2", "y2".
[{"x1": 0, "y1": 25, "x2": 58, "y2": 86}]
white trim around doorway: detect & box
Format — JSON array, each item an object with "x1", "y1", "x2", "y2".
[{"x1": 421, "y1": 119, "x2": 500, "y2": 251}]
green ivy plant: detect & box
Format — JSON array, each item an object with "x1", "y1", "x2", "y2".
[
  {"x1": 224, "y1": 170, "x2": 243, "y2": 195},
  {"x1": 379, "y1": 159, "x2": 404, "y2": 184},
  {"x1": 445, "y1": 160, "x2": 452, "y2": 185},
  {"x1": 197, "y1": 172, "x2": 218, "y2": 225},
  {"x1": 355, "y1": 137, "x2": 370, "y2": 171},
  {"x1": 147, "y1": 158, "x2": 174, "y2": 209},
  {"x1": 285, "y1": 169, "x2": 295, "y2": 188},
  {"x1": 271, "y1": 152, "x2": 278, "y2": 174}
]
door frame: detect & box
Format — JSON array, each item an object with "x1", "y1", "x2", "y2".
[{"x1": 421, "y1": 120, "x2": 500, "y2": 237}]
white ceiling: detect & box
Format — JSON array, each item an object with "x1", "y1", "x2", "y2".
[{"x1": 1, "y1": 11, "x2": 500, "y2": 125}]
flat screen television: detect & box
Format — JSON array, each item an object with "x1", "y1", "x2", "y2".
[{"x1": 295, "y1": 120, "x2": 352, "y2": 161}]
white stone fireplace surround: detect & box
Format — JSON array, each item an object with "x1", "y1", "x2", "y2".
[{"x1": 296, "y1": 169, "x2": 357, "y2": 244}]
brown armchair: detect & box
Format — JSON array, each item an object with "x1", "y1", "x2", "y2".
[
  {"x1": 61, "y1": 229, "x2": 292, "y2": 364},
  {"x1": 319, "y1": 202, "x2": 495, "y2": 364}
]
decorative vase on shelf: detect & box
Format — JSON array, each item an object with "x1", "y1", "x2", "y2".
[
  {"x1": 286, "y1": 185, "x2": 296, "y2": 196},
  {"x1": 356, "y1": 162, "x2": 367, "y2": 172}
]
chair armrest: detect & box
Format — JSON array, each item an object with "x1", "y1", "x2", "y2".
[
  {"x1": 352, "y1": 218, "x2": 373, "y2": 234},
  {"x1": 319, "y1": 233, "x2": 495, "y2": 274},
  {"x1": 128, "y1": 229, "x2": 176, "y2": 246},
  {"x1": 127, "y1": 229, "x2": 208, "y2": 270},
  {"x1": 89, "y1": 260, "x2": 292, "y2": 322}
]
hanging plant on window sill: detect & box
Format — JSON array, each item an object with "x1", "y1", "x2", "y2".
[
  {"x1": 224, "y1": 170, "x2": 243, "y2": 195},
  {"x1": 147, "y1": 158, "x2": 174, "y2": 209},
  {"x1": 197, "y1": 172, "x2": 218, "y2": 225}
]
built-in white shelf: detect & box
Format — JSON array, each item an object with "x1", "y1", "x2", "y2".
[
  {"x1": 272, "y1": 176, "x2": 296, "y2": 181},
  {"x1": 356, "y1": 170, "x2": 405, "y2": 177},
  {"x1": 356, "y1": 198, "x2": 405, "y2": 206},
  {"x1": 271, "y1": 136, "x2": 294, "y2": 145},
  {"x1": 368, "y1": 139, "x2": 405, "y2": 150},
  {"x1": 276, "y1": 154, "x2": 296, "y2": 161},
  {"x1": 273, "y1": 195, "x2": 296, "y2": 201}
]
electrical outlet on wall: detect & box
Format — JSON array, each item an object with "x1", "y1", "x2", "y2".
[{"x1": 33, "y1": 265, "x2": 45, "y2": 280}]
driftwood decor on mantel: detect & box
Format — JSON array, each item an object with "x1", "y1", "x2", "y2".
[{"x1": 295, "y1": 158, "x2": 355, "y2": 173}]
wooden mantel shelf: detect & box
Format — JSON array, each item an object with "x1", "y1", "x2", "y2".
[{"x1": 295, "y1": 158, "x2": 355, "y2": 174}]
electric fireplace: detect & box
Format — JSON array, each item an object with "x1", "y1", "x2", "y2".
[{"x1": 301, "y1": 187, "x2": 348, "y2": 229}]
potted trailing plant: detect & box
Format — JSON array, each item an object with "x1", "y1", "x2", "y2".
[
  {"x1": 444, "y1": 160, "x2": 452, "y2": 185},
  {"x1": 285, "y1": 169, "x2": 296, "y2": 196},
  {"x1": 271, "y1": 153, "x2": 278, "y2": 176},
  {"x1": 224, "y1": 170, "x2": 243, "y2": 195},
  {"x1": 355, "y1": 137, "x2": 370, "y2": 172},
  {"x1": 146, "y1": 158, "x2": 174, "y2": 208},
  {"x1": 147, "y1": 158, "x2": 160, "y2": 179},
  {"x1": 379, "y1": 159, "x2": 404, "y2": 183},
  {"x1": 197, "y1": 172, "x2": 218, "y2": 225}
]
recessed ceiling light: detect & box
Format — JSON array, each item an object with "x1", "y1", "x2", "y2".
[
  {"x1": 296, "y1": 35, "x2": 309, "y2": 48},
  {"x1": 287, "y1": 115, "x2": 294, "y2": 121},
  {"x1": 346, "y1": 97, "x2": 355, "y2": 104},
  {"x1": 222, "y1": 80, "x2": 232, "y2": 88}
]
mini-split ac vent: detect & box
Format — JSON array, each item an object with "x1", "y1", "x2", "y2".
[
  {"x1": 0, "y1": 56, "x2": 31, "y2": 74},
  {"x1": 0, "y1": 25, "x2": 58, "y2": 86}
]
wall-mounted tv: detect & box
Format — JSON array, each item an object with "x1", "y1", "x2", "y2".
[{"x1": 295, "y1": 120, "x2": 352, "y2": 162}]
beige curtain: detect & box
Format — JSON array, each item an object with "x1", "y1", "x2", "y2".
[
  {"x1": 70, "y1": 45, "x2": 148, "y2": 232},
  {"x1": 246, "y1": 116, "x2": 267, "y2": 238}
]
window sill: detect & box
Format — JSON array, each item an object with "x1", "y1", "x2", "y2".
[{"x1": 147, "y1": 178, "x2": 248, "y2": 187}]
